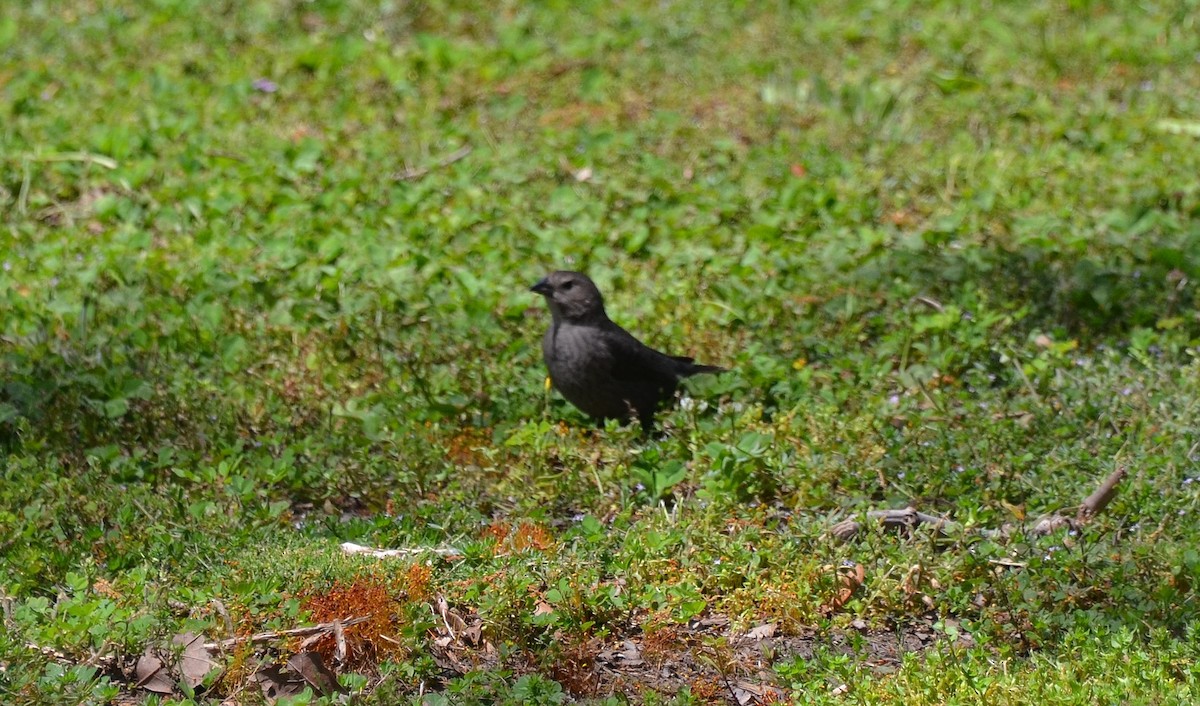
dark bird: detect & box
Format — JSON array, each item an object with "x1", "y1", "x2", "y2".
[{"x1": 530, "y1": 271, "x2": 724, "y2": 432}]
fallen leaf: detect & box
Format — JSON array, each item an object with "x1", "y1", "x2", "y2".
[
  {"x1": 824, "y1": 563, "x2": 866, "y2": 615},
  {"x1": 251, "y1": 663, "x2": 307, "y2": 703},
  {"x1": 618, "y1": 640, "x2": 643, "y2": 666},
  {"x1": 288, "y1": 651, "x2": 344, "y2": 695},
  {"x1": 135, "y1": 651, "x2": 174, "y2": 695},
  {"x1": 174, "y1": 631, "x2": 215, "y2": 689}
]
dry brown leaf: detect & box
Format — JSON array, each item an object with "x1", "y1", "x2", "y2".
[
  {"x1": 174, "y1": 631, "x2": 215, "y2": 689},
  {"x1": 824, "y1": 563, "x2": 866, "y2": 615},
  {"x1": 462, "y1": 623, "x2": 483, "y2": 646},
  {"x1": 733, "y1": 681, "x2": 785, "y2": 705},
  {"x1": 287, "y1": 651, "x2": 344, "y2": 695},
  {"x1": 251, "y1": 663, "x2": 307, "y2": 703},
  {"x1": 434, "y1": 595, "x2": 468, "y2": 639},
  {"x1": 445, "y1": 609, "x2": 468, "y2": 635},
  {"x1": 618, "y1": 641, "x2": 643, "y2": 666},
  {"x1": 135, "y1": 651, "x2": 174, "y2": 695}
]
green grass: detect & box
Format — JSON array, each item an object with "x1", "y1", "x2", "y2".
[{"x1": 2, "y1": 0, "x2": 1200, "y2": 703}]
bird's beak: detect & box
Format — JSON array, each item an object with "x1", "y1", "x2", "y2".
[{"x1": 530, "y1": 278, "x2": 552, "y2": 295}]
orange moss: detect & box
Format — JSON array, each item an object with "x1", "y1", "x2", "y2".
[
  {"x1": 482, "y1": 521, "x2": 510, "y2": 545},
  {"x1": 483, "y1": 521, "x2": 556, "y2": 555},
  {"x1": 511, "y1": 521, "x2": 555, "y2": 552},
  {"x1": 299, "y1": 573, "x2": 411, "y2": 668},
  {"x1": 443, "y1": 426, "x2": 492, "y2": 467},
  {"x1": 687, "y1": 675, "x2": 725, "y2": 702},
  {"x1": 640, "y1": 621, "x2": 684, "y2": 667},
  {"x1": 403, "y1": 563, "x2": 434, "y2": 603}
]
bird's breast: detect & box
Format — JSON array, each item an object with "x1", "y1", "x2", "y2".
[{"x1": 543, "y1": 324, "x2": 608, "y2": 386}]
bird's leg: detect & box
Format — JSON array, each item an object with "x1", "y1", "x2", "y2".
[{"x1": 637, "y1": 411, "x2": 656, "y2": 436}]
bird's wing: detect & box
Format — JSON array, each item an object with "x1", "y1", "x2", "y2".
[{"x1": 601, "y1": 325, "x2": 688, "y2": 387}]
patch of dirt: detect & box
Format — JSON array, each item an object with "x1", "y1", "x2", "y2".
[{"x1": 577, "y1": 613, "x2": 972, "y2": 704}]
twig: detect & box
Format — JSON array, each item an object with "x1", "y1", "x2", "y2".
[
  {"x1": 830, "y1": 508, "x2": 960, "y2": 542},
  {"x1": 913, "y1": 296, "x2": 944, "y2": 312},
  {"x1": 988, "y1": 558, "x2": 1028, "y2": 569},
  {"x1": 340, "y1": 541, "x2": 461, "y2": 558},
  {"x1": 830, "y1": 466, "x2": 1127, "y2": 543},
  {"x1": 393, "y1": 145, "x2": 472, "y2": 181},
  {"x1": 204, "y1": 616, "x2": 370, "y2": 651},
  {"x1": 1076, "y1": 466, "x2": 1125, "y2": 522},
  {"x1": 332, "y1": 619, "x2": 347, "y2": 663}
]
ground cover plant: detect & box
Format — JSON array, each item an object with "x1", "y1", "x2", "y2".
[{"x1": 2, "y1": 0, "x2": 1200, "y2": 703}]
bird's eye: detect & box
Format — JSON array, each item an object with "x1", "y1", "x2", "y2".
[{"x1": 561, "y1": 280, "x2": 575, "y2": 290}]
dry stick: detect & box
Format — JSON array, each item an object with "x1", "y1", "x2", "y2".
[
  {"x1": 830, "y1": 466, "x2": 1126, "y2": 542},
  {"x1": 830, "y1": 508, "x2": 962, "y2": 542},
  {"x1": 1033, "y1": 465, "x2": 1128, "y2": 535},
  {"x1": 913, "y1": 296, "x2": 944, "y2": 312},
  {"x1": 332, "y1": 619, "x2": 348, "y2": 663},
  {"x1": 204, "y1": 616, "x2": 370, "y2": 651},
  {"x1": 393, "y1": 145, "x2": 472, "y2": 181},
  {"x1": 340, "y1": 541, "x2": 462, "y2": 558},
  {"x1": 22, "y1": 617, "x2": 371, "y2": 671},
  {"x1": 1077, "y1": 465, "x2": 1126, "y2": 520}
]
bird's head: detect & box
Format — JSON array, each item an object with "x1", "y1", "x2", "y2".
[{"x1": 530, "y1": 271, "x2": 607, "y2": 324}]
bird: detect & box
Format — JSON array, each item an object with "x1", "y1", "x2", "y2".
[{"x1": 530, "y1": 270, "x2": 724, "y2": 432}]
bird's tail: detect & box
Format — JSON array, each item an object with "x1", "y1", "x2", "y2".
[{"x1": 672, "y1": 356, "x2": 726, "y2": 376}]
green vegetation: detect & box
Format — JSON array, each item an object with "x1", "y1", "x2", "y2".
[{"x1": 3, "y1": 0, "x2": 1200, "y2": 703}]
